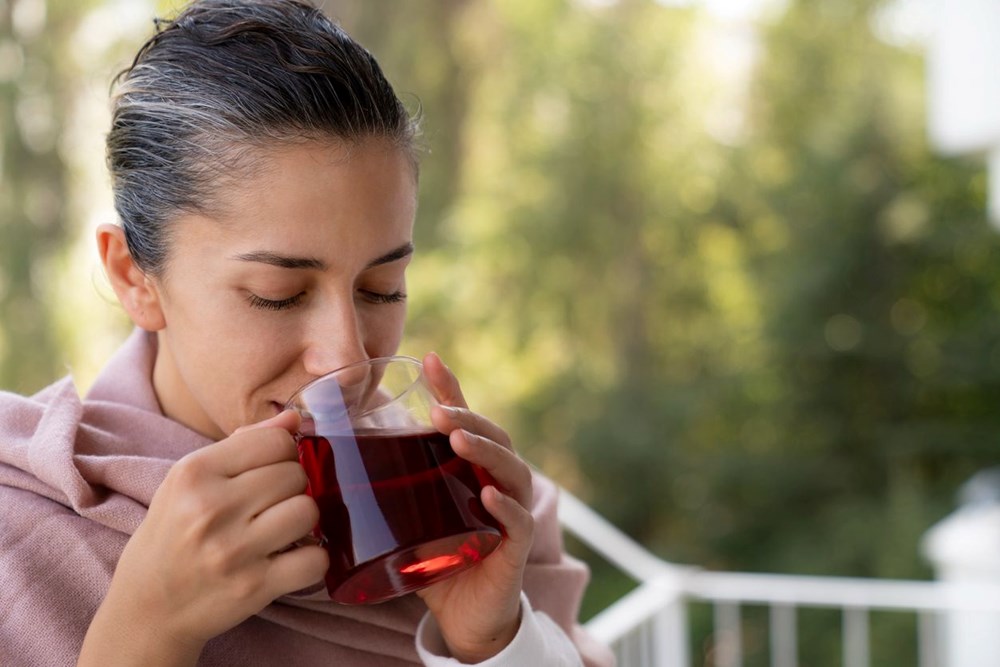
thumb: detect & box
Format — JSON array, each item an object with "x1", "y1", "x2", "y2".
[{"x1": 233, "y1": 409, "x2": 301, "y2": 436}]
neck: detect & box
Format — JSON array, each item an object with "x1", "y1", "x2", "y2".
[{"x1": 151, "y1": 330, "x2": 225, "y2": 441}]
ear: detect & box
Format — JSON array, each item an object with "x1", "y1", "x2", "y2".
[{"x1": 97, "y1": 223, "x2": 167, "y2": 331}]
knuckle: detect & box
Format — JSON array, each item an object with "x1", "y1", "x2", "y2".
[
  {"x1": 274, "y1": 460, "x2": 307, "y2": 491},
  {"x1": 299, "y1": 494, "x2": 321, "y2": 526},
  {"x1": 499, "y1": 431, "x2": 514, "y2": 450},
  {"x1": 203, "y1": 540, "x2": 242, "y2": 580},
  {"x1": 229, "y1": 570, "x2": 264, "y2": 602},
  {"x1": 243, "y1": 425, "x2": 290, "y2": 449},
  {"x1": 310, "y1": 547, "x2": 331, "y2": 576},
  {"x1": 517, "y1": 466, "x2": 533, "y2": 494},
  {"x1": 264, "y1": 426, "x2": 296, "y2": 450},
  {"x1": 467, "y1": 411, "x2": 488, "y2": 432},
  {"x1": 281, "y1": 494, "x2": 320, "y2": 535},
  {"x1": 292, "y1": 462, "x2": 310, "y2": 491},
  {"x1": 181, "y1": 493, "x2": 217, "y2": 526},
  {"x1": 523, "y1": 512, "x2": 535, "y2": 536},
  {"x1": 170, "y1": 453, "x2": 209, "y2": 487},
  {"x1": 157, "y1": 473, "x2": 232, "y2": 539},
  {"x1": 161, "y1": 466, "x2": 222, "y2": 522},
  {"x1": 277, "y1": 426, "x2": 297, "y2": 447},
  {"x1": 467, "y1": 429, "x2": 487, "y2": 449}
]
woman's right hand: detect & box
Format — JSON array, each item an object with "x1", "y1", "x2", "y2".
[{"x1": 79, "y1": 410, "x2": 328, "y2": 666}]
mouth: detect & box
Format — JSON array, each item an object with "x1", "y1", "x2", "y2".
[{"x1": 269, "y1": 400, "x2": 284, "y2": 416}]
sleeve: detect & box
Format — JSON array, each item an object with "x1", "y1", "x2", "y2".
[
  {"x1": 521, "y1": 473, "x2": 617, "y2": 667},
  {"x1": 414, "y1": 593, "x2": 583, "y2": 667}
]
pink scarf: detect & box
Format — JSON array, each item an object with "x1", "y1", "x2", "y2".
[{"x1": 0, "y1": 329, "x2": 612, "y2": 666}]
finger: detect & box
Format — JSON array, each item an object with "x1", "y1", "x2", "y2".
[
  {"x1": 451, "y1": 430, "x2": 533, "y2": 510},
  {"x1": 265, "y1": 545, "x2": 329, "y2": 600},
  {"x1": 250, "y1": 494, "x2": 321, "y2": 556},
  {"x1": 431, "y1": 405, "x2": 513, "y2": 452},
  {"x1": 482, "y1": 485, "x2": 534, "y2": 571},
  {"x1": 210, "y1": 426, "x2": 300, "y2": 477},
  {"x1": 422, "y1": 352, "x2": 468, "y2": 408},
  {"x1": 232, "y1": 460, "x2": 309, "y2": 518},
  {"x1": 234, "y1": 409, "x2": 301, "y2": 436}
]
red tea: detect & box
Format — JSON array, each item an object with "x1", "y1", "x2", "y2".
[{"x1": 297, "y1": 430, "x2": 503, "y2": 604}]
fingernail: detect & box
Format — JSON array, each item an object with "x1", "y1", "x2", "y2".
[{"x1": 441, "y1": 405, "x2": 460, "y2": 416}]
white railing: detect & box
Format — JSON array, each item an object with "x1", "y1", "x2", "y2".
[{"x1": 558, "y1": 489, "x2": 1000, "y2": 667}]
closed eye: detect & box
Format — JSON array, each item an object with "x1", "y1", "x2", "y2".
[
  {"x1": 359, "y1": 289, "x2": 406, "y2": 305},
  {"x1": 247, "y1": 292, "x2": 305, "y2": 311}
]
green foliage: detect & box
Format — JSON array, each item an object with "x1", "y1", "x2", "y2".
[
  {"x1": 1, "y1": 0, "x2": 143, "y2": 393},
  {"x1": 0, "y1": 0, "x2": 78, "y2": 393},
  {"x1": 346, "y1": 3, "x2": 998, "y2": 643},
  {"x1": 343, "y1": 0, "x2": 996, "y2": 591}
]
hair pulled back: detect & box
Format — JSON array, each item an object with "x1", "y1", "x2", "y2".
[{"x1": 106, "y1": 0, "x2": 419, "y2": 275}]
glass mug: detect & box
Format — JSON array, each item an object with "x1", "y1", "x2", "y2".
[{"x1": 285, "y1": 356, "x2": 503, "y2": 604}]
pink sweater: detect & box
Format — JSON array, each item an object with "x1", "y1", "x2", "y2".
[{"x1": 0, "y1": 329, "x2": 614, "y2": 666}]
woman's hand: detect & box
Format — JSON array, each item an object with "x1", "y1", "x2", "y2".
[
  {"x1": 417, "y1": 353, "x2": 535, "y2": 664},
  {"x1": 79, "y1": 411, "x2": 328, "y2": 666}
]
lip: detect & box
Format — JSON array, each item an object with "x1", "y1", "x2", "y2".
[{"x1": 269, "y1": 401, "x2": 283, "y2": 416}]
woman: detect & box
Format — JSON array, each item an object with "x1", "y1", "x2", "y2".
[{"x1": 0, "y1": 1, "x2": 613, "y2": 665}]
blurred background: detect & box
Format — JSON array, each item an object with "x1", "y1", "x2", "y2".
[{"x1": 2, "y1": 0, "x2": 996, "y2": 663}]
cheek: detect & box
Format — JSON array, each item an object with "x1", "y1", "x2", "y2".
[
  {"x1": 361, "y1": 306, "x2": 407, "y2": 358},
  {"x1": 236, "y1": 322, "x2": 311, "y2": 388},
  {"x1": 175, "y1": 298, "x2": 299, "y2": 382}
]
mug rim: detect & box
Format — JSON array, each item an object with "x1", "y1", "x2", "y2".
[{"x1": 282, "y1": 354, "x2": 423, "y2": 410}]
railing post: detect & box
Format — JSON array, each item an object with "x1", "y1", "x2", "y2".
[
  {"x1": 769, "y1": 604, "x2": 797, "y2": 667},
  {"x1": 559, "y1": 486, "x2": 695, "y2": 664},
  {"x1": 842, "y1": 607, "x2": 869, "y2": 667},
  {"x1": 584, "y1": 574, "x2": 691, "y2": 666},
  {"x1": 922, "y1": 470, "x2": 1000, "y2": 667},
  {"x1": 918, "y1": 611, "x2": 940, "y2": 667},
  {"x1": 713, "y1": 602, "x2": 742, "y2": 667},
  {"x1": 654, "y1": 591, "x2": 690, "y2": 667}
]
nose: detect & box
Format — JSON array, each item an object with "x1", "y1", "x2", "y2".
[{"x1": 301, "y1": 300, "x2": 369, "y2": 381}]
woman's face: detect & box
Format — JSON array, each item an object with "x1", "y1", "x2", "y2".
[{"x1": 148, "y1": 138, "x2": 417, "y2": 440}]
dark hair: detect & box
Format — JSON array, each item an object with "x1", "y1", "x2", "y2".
[{"x1": 106, "y1": 0, "x2": 420, "y2": 275}]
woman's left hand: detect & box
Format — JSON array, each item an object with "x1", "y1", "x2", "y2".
[{"x1": 417, "y1": 352, "x2": 535, "y2": 664}]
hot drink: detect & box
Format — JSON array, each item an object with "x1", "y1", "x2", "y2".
[{"x1": 297, "y1": 429, "x2": 503, "y2": 604}]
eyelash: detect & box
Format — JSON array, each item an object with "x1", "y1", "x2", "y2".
[
  {"x1": 246, "y1": 293, "x2": 304, "y2": 311},
  {"x1": 360, "y1": 289, "x2": 407, "y2": 305},
  {"x1": 245, "y1": 290, "x2": 407, "y2": 311}
]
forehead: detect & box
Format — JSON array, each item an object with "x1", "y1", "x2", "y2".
[{"x1": 168, "y1": 138, "x2": 418, "y2": 266}]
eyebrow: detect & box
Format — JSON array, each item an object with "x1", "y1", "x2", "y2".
[
  {"x1": 231, "y1": 251, "x2": 326, "y2": 270},
  {"x1": 230, "y1": 242, "x2": 414, "y2": 271},
  {"x1": 366, "y1": 242, "x2": 414, "y2": 269}
]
